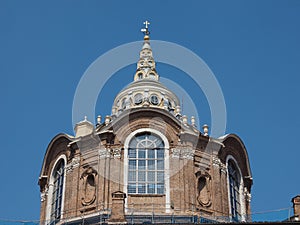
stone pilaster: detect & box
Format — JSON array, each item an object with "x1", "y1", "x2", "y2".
[{"x1": 108, "y1": 191, "x2": 127, "y2": 224}]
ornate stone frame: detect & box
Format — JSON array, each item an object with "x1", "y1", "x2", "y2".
[
  {"x1": 80, "y1": 167, "x2": 98, "y2": 206},
  {"x1": 195, "y1": 170, "x2": 212, "y2": 207}
]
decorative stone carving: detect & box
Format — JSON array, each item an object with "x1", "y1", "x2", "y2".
[
  {"x1": 195, "y1": 171, "x2": 212, "y2": 207},
  {"x1": 212, "y1": 157, "x2": 227, "y2": 173},
  {"x1": 81, "y1": 167, "x2": 97, "y2": 206},
  {"x1": 66, "y1": 156, "x2": 80, "y2": 174},
  {"x1": 244, "y1": 187, "x2": 252, "y2": 203},
  {"x1": 111, "y1": 148, "x2": 121, "y2": 159},
  {"x1": 171, "y1": 147, "x2": 194, "y2": 160},
  {"x1": 40, "y1": 186, "x2": 48, "y2": 202},
  {"x1": 99, "y1": 148, "x2": 110, "y2": 159},
  {"x1": 171, "y1": 148, "x2": 180, "y2": 158}
]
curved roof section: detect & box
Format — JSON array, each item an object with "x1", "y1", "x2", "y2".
[
  {"x1": 217, "y1": 133, "x2": 253, "y2": 189},
  {"x1": 39, "y1": 133, "x2": 74, "y2": 178}
]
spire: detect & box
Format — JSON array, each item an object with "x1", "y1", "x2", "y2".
[{"x1": 134, "y1": 21, "x2": 159, "y2": 82}]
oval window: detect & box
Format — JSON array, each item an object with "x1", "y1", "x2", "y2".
[
  {"x1": 150, "y1": 95, "x2": 159, "y2": 105},
  {"x1": 134, "y1": 93, "x2": 143, "y2": 105}
]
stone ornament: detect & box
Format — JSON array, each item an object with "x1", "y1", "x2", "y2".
[
  {"x1": 212, "y1": 157, "x2": 227, "y2": 174},
  {"x1": 171, "y1": 147, "x2": 194, "y2": 160},
  {"x1": 80, "y1": 167, "x2": 97, "y2": 206},
  {"x1": 196, "y1": 171, "x2": 212, "y2": 207},
  {"x1": 111, "y1": 148, "x2": 122, "y2": 159},
  {"x1": 244, "y1": 187, "x2": 252, "y2": 203},
  {"x1": 99, "y1": 148, "x2": 110, "y2": 159},
  {"x1": 40, "y1": 187, "x2": 48, "y2": 202},
  {"x1": 65, "y1": 156, "x2": 80, "y2": 174}
]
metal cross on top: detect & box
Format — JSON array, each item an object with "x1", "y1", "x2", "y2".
[{"x1": 141, "y1": 20, "x2": 150, "y2": 35}]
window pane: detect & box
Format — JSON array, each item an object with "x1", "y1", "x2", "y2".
[
  {"x1": 128, "y1": 149, "x2": 136, "y2": 158},
  {"x1": 138, "y1": 149, "x2": 146, "y2": 158},
  {"x1": 130, "y1": 138, "x2": 138, "y2": 148},
  {"x1": 157, "y1": 149, "x2": 164, "y2": 158},
  {"x1": 157, "y1": 183, "x2": 164, "y2": 194},
  {"x1": 148, "y1": 150, "x2": 155, "y2": 158},
  {"x1": 148, "y1": 171, "x2": 155, "y2": 182},
  {"x1": 148, "y1": 183, "x2": 155, "y2": 194},
  {"x1": 138, "y1": 184, "x2": 146, "y2": 194},
  {"x1": 148, "y1": 134, "x2": 156, "y2": 142},
  {"x1": 138, "y1": 160, "x2": 146, "y2": 169},
  {"x1": 157, "y1": 160, "x2": 164, "y2": 170},
  {"x1": 128, "y1": 171, "x2": 136, "y2": 182},
  {"x1": 148, "y1": 160, "x2": 155, "y2": 170},
  {"x1": 59, "y1": 186, "x2": 63, "y2": 195},
  {"x1": 128, "y1": 183, "x2": 136, "y2": 193},
  {"x1": 138, "y1": 171, "x2": 146, "y2": 181},
  {"x1": 157, "y1": 142, "x2": 164, "y2": 148},
  {"x1": 157, "y1": 172, "x2": 164, "y2": 182},
  {"x1": 136, "y1": 134, "x2": 146, "y2": 142},
  {"x1": 129, "y1": 160, "x2": 136, "y2": 170}
]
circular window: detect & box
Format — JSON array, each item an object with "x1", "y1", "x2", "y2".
[
  {"x1": 134, "y1": 93, "x2": 143, "y2": 105},
  {"x1": 150, "y1": 95, "x2": 159, "y2": 105}
]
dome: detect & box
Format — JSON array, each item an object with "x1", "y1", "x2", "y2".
[
  {"x1": 112, "y1": 79, "x2": 181, "y2": 117},
  {"x1": 111, "y1": 32, "x2": 181, "y2": 118}
]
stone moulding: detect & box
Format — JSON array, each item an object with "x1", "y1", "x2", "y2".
[{"x1": 171, "y1": 147, "x2": 195, "y2": 160}]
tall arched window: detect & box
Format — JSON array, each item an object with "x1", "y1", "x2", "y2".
[
  {"x1": 50, "y1": 159, "x2": 65, "y2": 223},
  {"x1": 127, "y1": 132, "x2": 165, "y2": 194},
  {"x1": 228, "y1": 159, "x2": 241, "y2": 222}
]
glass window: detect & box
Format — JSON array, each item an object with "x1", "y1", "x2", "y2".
[
  {"x1": 50, "y1": 159, "x2": 65, "y2": 223},
  {"x1": 127, "y1": 133, "x2": 165, "y2": 194},
  {"x1": 128, "y1": 184, "x2": 136, "y2": 193},
  {"x1": 228, "y1": 160, "x2": 241, "y2": 222},
  {"x1": 137, "y1": 73, "x2": 143, "y2": 80},
  {"x1": 128, "y1": 171, "x2": 136, "y2": 182},
  {"x1": 150, "y1": 95, "x2": 159, "y2": 105}
]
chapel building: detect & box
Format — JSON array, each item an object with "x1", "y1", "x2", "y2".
[{"x1": 38, "y1": 23, "x2": 253, "y2": 225}]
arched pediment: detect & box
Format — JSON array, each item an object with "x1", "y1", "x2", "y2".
[
  {"x1": 218, "y1": 134, "x2": 253, "y2": 190},
  {"x1": 38, "y1": 133, "x2": 74, "y2": 189}
]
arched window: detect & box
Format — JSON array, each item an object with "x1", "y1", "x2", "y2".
[
  {"x1": 127, "y1": 132, "x2": 165, "y2": 194},
  {"x1": 138, "y1": 73, "x2": 143, "y2": 80},
  {"x1": 50, "y1": 159, "x2": 65, "y2": 223},
  {"x1": 228, "y1": 160, "x2": 241, "y2": 222}
]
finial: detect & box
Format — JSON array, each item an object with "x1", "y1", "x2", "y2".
[
  {"x1": 141, "y1": 20, "x2": 150, "y2": 40},
  {"x1": 182, "y1": 115, "x2": 188, "y2": 126},
  {"x1": 97, "y1": 115, "x2": 101, "y2": 124},
  {"x1": 203, "y1": 124, "x2": 209, "y2": 136},
  {"x1": 105, "y1": 115, "x2": 111, "y2": 126},
  {"x1": 191, "y1": 116, "x2": 196, "y2": 127},
  {"x1": 84, "y1": 116, "x2": 87, "y2": 121}
]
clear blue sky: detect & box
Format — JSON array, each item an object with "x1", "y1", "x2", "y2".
[{"x1": 0, "y1": 0, "x2": 299, "y2": 221}]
